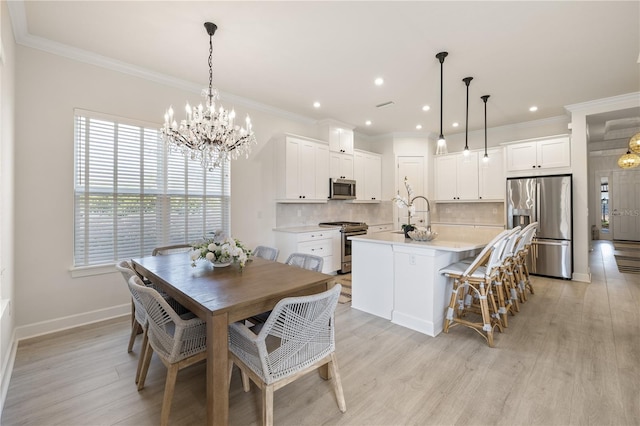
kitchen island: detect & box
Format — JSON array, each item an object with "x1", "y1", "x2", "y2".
[{"x1": 350, "y1": 231, "x2": 494, "y2": 337}]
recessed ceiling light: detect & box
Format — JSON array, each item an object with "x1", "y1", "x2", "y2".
[
  {"x1": 416, "y1": 124, "x2": 422, "y2": 130},
  {"x1": 374, "y1": 77, "x2": 384, "y2": 86},
  {"x1": 422, "y1": 105, "x2": 430, "y2": 112},
  {"x1": 529, "y1": 106, "x2": 538, "y2": 112},
  {"x1": 313, "y1": 101, "x2": 321, "y2": 108},
  {"x1": 452, "y1": 122, "x2": 459, "y2": 127},
  {"x1": 365, "y1": 120, "x2": 372, "y2": 126}
]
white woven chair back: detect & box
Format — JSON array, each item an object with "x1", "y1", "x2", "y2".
[
  {"x1": 501, "y1": 226, "x2": 522, "y2": 259},
  {"x1": 235, "y1": 285, "x2": 341, "y2": 385},
  {"x1": 129, "y1": 276, "x2": 206, "y2": 363},
  {"x1": 515, "y1": 222, "x2": 538, "y2": 253},
  {"x1": 152, "y1": 244, "x2": 192, "y2": 256},
  {"x1": 285, "y1": 253, "x2": 324, "y2": 272},
  {"x1": 462, "y1": 229, "x2": 510, "y2": 276},
  {"x1": 117, "y1": 260, "x2": 147, "y2": 326},
  {"x1": 253, "y1": 245, "x2": 280, "y2": 261}
]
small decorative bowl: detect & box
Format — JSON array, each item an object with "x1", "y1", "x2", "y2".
[{"x1": 408, "y1": 229, "x2": 438, "y2": 241}]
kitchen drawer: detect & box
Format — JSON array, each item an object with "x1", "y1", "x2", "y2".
[
  {"x1": 296, "y1": 230, "x2": 335, "y2": 243},
  {"x1": 368, "y1": 223, "x2": 393, "y2": 234},
  {"x1": 298, "y1": 239, "x2": 332, "y2": 257}
]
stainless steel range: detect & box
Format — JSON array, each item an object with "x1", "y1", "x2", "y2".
[{"x1": 319, "y1": 221, "x2": 368, "y2": 274}]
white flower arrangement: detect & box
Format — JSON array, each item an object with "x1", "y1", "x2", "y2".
[
  {"x1": 190, "y1": 231, "x2": 251, "y2": 269},
  {"x1": 393, "y1": 176, "x2": 417, "y2": 229}
]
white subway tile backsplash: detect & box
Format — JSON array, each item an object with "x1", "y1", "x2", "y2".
[{"x1": 276, "y1": 201, "x2": 393, "y2": 228}]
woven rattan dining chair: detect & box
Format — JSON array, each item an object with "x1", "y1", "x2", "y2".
[
  {"x1": 253, "y1": 245, "x2": 280, "y2": 261},
  {"x1": 115, "y1": 260, "x2": 147, "y2": 354},
  {"x1": 131, "y1": 276, "x2": 207, "y2": 426},
  {"x1": 439, "y1": 230, "x2": 510, "y2": 347},
  {"x1": 229, "y1": 284, "x2": 345, "y2": 426},
  {"x1": 285, "y1": 252, "x2": 324, "y2": 272},
  {"x1": 247, "y1": 252, "x2": 324, "y2": 329},
  {"x1": 151, "y1": 243, "x2": 193, "y2": 256}
]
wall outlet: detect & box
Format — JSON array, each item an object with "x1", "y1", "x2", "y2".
[
  {"x1": 493, "y1": 208, "x2": 498, "y2": 214},
  {"x1": 409, "y1": 255, "x2": 416, "y2": 265},
  {"x1": 297, "y1": 209, "x2": 302, "y2": 217}
]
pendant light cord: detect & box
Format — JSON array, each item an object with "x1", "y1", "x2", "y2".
[
  {"x1": 481, "y1": 95, "x2": 490, "y2": 158},
  {"x1": 463, "y1": 77, "x2": 473, "y2": 151}
]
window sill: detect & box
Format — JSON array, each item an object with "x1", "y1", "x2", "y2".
[{"x1": 70, "y1": 263, "x2": 117, "y2": 278}]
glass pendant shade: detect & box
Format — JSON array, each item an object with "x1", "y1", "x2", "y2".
[
  {"x1": 618, "y1": 149, "x2": 640, "y2": 169},
  {"x1": 161, "y1": 22, "x2": 256, "y2": 171},
  {"x1": 629, "y1": 132, "x2": 640, "y2": 154}
]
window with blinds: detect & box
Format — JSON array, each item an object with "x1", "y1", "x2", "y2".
[{"x1": 73, "y1": 110, "x2": 230, "y2": 267}]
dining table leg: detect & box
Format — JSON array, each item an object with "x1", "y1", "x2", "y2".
[{"x1": 207, "y1": 312, "x2": 229, "y2": 426}]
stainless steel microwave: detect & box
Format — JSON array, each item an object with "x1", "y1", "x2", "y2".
[{"x1": 329, "y1": 178, "x2": 356, "y2": 200}]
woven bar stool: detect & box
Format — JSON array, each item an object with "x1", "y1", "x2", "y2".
[
  {"x1": 495, "y1": 227, "x2": 522, "y2": 324},
  {"x1": 440, "y1": 230, "x2": 510, "y2": 347},
  {"x1": 513, "y1": 222, "x2": 538, "y2": 302}
]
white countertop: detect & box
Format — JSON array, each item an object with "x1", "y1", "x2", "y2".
[
  {"x1": 349, "y1": 231, "x2": 488, "y2": 252},
  {"x1": 273, "y1": 225, "x2": 340, "y2": 233}
]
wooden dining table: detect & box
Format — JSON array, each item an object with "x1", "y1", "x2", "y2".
[{"x1": 131, "y1": 254, "x2": 335, "y2": 426}]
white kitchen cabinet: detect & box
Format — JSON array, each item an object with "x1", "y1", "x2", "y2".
[
  {"x1": 367, "y1": 223, "x2": 393, "y2": 234},
  {"x1": 319, "y1": 119, "x2": 355, "y2": 154},
  {"x1": 353, "y1": 150, "x2": 382, "y2": 202},
  {"x1": 330, "y1": 152, "x2": 354, "y2": 180},
  {"x1": 435, "y1": 152, "x2": 479, "y2": 201},
  {"x1": 478, "y1": 147, "x2": 505, "y2": 200},
  {"x1": 506, "y1": 136, "x2": 570, "y2": 171},
  {"x1": 274, "y1": 228, "x2": 340, "y2": 274},
  {"x1": 275, "y1": 134, "x2": 330, "y2": 202}
]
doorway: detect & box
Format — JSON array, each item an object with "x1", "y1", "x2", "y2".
[
  {"x1": 611, "y1": 170, "x2": 640, "y2": 241},
  {"x1": 396, "y1": 156, "x2": 427, "y2": 229}
]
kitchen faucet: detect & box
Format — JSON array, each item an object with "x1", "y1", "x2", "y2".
[{"x1": 410, "y1": 195, "x2": 432, "y2": 231}]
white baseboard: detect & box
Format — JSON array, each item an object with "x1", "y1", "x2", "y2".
[
  {"x1": 572, "y1": 272, "x2": 591, "y2": 283},
  {"x1": 391, "y1": 311, "x2": 439, "y2": 337},
  {"x1": 14, "y1": 303, "x2": 130, "y2": 341}
]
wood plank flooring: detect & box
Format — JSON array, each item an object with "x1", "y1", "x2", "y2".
[{"x1": 2, "y1": 241, "x2": 639, "y2": 425}]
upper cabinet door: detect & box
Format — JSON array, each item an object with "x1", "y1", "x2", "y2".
[
  {"x1": 506, "y1": 142, "x2": 537, "y2": 171},
  {"x1": 537, "y1": 137, "x2": 570, "y2": 169},
  {"x1": 456, "y1": 152, "x2": 479, "y2": 200},
  {"x1": 328, "y1": 127, "x2": 354, "y2": 154},
  {"x1": 435, "y1": 154, "x2": 458, "y2": 200},
  {"x1": 478, "y1": 147, "x2": 505, "y2": 200},
  {"x1": 330, "y1": 152, "x2": 354, "y2": 179},
  {"x1": 506, "y1": 136, "x2": 570, "y2": 171}
]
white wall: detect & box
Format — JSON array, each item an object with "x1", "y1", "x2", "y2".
[
  {"x1": 12, "y1": 45, "x2": 320, "y2": 336},
  {"x1": 0, "y1": 0, "x2": 17, "y2": 408}
]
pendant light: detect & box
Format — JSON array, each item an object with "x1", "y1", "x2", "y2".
[
  {"x1": 481, "y1": 95, "x2": 490, "y2": 164},
  {"x1": 617, "y1": 149, "x2": 640, "y2": 169},
  {"x1": 462, "y1": 77, "x2": 473, "y2": 158},
  {"x1": 435, "y1": 52, "x2": 448, "y2": 155}
]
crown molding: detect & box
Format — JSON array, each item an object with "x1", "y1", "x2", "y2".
[
  {"x1": 565, "y1": 92, "x2": 640, "y2": 113},
  {"x1": 6, "y1": 0, "x2": 315, "y2": 126}
]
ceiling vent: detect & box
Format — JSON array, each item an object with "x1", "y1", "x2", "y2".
[{"x1": 376, "y1": 101, "x2": 395, "y2": 108}]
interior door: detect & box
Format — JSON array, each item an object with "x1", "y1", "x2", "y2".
[
  {"x1": 612, "y1": 170, "x2": 640, "y2": 241},
  {"x1": 397, "y1": 156, "x2": 426, "y2": 228}
]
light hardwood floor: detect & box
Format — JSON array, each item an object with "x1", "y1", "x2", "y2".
[{"x1": 2, "y1": 241, "x2": 639, "y2": 425}]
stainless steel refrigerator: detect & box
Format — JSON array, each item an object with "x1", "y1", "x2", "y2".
[{"x1": 506, "y1": 174, "x2": 573, "y2": 279}]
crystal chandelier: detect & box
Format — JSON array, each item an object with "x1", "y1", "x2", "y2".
[{"x1": 162, "y1": 22, "x2": 256, "y2": 171}]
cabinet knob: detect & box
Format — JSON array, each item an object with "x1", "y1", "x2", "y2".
[
  {"x1": 537, "y1": 165, "x2": 541, "y2": 168},
  {"x1": 532, "y1": 165, "x2": 536, "y2": 168}
]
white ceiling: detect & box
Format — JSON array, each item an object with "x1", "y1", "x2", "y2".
[{"x1": 8, "y1": 1, "x2": 640, "y2": 138}]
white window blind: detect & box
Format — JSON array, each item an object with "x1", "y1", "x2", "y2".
[{"x1": 73, "y1": 109, "x2": 230, "y2": 267}]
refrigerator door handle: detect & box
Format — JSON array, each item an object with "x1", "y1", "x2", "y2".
[
  {"x1": 535, "y1": 181, "x2": 540, "y2": 223},
  {"x1": 533, "y1": 240, "x2": 570, "y2": 247}
]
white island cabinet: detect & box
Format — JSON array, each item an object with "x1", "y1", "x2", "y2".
[{"x1": 350, "y1": 232, "x2": 488, "y2": 337}]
